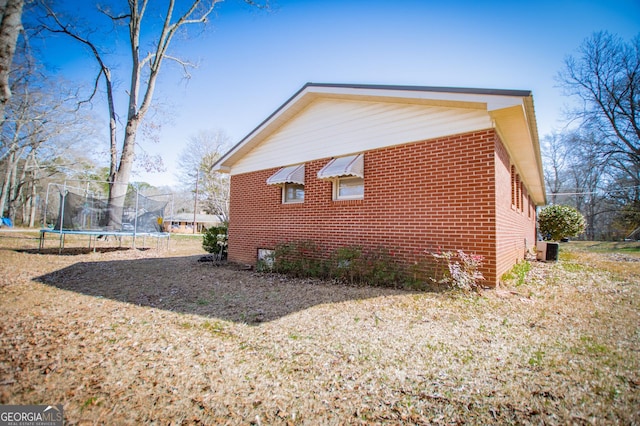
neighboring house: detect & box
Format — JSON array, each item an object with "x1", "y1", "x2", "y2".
[
  {"x1": 212, "y1": 83, "x2": 546, "y2": 286},
  {"x1": 165, "y1": 213, "x2": 222, "y2": 233}
]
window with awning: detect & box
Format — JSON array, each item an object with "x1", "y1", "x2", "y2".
[
  {"x1": 266, "y1": 164, "x2": 305, "y2": 204},
  {"x1": 318, "y1": 154, "x2": 364, "y2": 200},
  {"x1": 317, "y1": 154, "x2": 364, "y2": 179},
  {"x1": 266, "y1": 164, "x2": 305, "y2": 186}
]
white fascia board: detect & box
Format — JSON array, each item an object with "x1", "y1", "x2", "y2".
[{"x1": 306, "y1": 84, "x2": 525, "y2": 111}]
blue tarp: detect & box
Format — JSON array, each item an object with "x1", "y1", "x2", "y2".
[{"x1": 1, "y1": 217, "x2": 13, "y2": 227}]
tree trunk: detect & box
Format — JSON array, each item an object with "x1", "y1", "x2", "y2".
[
  {"x1": 6, "y1": 151, "x2": 17, "y2": 221},
  {"x1": 28, "y1": 175, "x2": 35, "y2": 227},
  {"x1": 107, "y1": 119, "x2": 139, "y2": 229},
  {"x1": 0, "y1": 150, "x2": 12, "y2": 216},
  {"x1": 0, "y1": 0, "x2": 23, "y2": 120}
]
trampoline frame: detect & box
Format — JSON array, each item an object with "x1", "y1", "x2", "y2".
[
  {"x1": 39, "y1": 229, "x2": 170, "y2": 253},
  {"x1": 39, "y1": 180, "x2": 173, "y2": 253}
]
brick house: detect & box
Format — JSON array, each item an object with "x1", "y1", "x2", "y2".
[{"x1": 212, "y1": 83, "x2": 546, "y2": 286}]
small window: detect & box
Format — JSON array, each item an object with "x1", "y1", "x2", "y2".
[
  {"x1": 283, "y1": 183, "x2": 304, "y2": 203},
  {"x1": 318, "y1": 153, "x2": 365, "y2": 201},
  {"x1": 510, "y1": 165, "x2": 516, "y2": 208},
  {"x1": 257, "y1": 248, "x2": 275, "y2": 270},
  {"x1": 335, "y1": 176, "x2": 364, "y2": 200},
  {"x1": 266, "y1": 164, "x2": 305, "y2": 204}
]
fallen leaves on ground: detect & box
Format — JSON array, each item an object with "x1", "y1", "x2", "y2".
[{"x1": 0, "y1": 233, "x2": 638, "y2": 424}]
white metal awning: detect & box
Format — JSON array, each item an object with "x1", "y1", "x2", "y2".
[
  {"x1": 266, "y1": 164, "x2": 305, "y2": 185},
  {"x1": 317, "y1": 154, "x2": 364, "y2": 179}
]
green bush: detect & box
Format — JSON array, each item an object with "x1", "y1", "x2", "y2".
[
  {"x1": 358, "y1": 247, "x2": 405, "y2": 288},
  {"x1": 329, "y1": 246, "x2": 363, "y2": 284},
  {"x1": 328, "y1": 246, "x2": 405, "y2": 287},
  {"x1": 538, "y1": 205, "x2": 586, "y2": 241},
  {"x1": 202, "y1": 226, "x2": 228, "y2": 259},
  {"x1": 267, "y1": 241, "x2": 429, "y2": 289},
  {"x1": 264, "y1": 240, "x2": 488, "y2": 291},
  {"x1": 272, "y1": 241, "x2": 327, "y2": 278}
]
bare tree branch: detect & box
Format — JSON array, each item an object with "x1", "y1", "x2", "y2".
[
  {"x1": 96, "y1": 5, "x2": 131, "y2": 21},
  {"x1": 37, "y1": 0, "x2": 266, "y2": 228},
  {"x1": 558, "y1": 31, "x2": 640, "y2": 181},
  {"x1": 38, "y1": 2, "x2": 119, "y2": 180}
]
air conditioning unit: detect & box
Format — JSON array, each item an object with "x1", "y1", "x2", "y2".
[{"x1": 536, "y1": 241, "x2": 559, "y2": 262}]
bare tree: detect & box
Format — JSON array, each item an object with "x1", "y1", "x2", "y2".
[
  {"x1": 607, "y1": 160, "x2": 640, "y2": 238},
  {"x1": 558, "y1": 31, "x2": 640, "y2": 181},
  {"x1": 558, "y1": 31, "x2": 640, "y2": 237},
  {"x1": 176, "y1": 128, "x2": 230, "y2": 222},
  {"x1": 0, "y1": 0, "x2": 24, "y2": 120},
  {"x1": 542, "y1": 132, "x2": 568, "y2": 205},
  {"x1": 564, "y1": 132, "x2": 609, "y2": 239},
  {"x1": 38, "y1": 0, "x2": 267, "y2": 228},
  {"x1": 540, "y1": 128, "x2": 631, "y2": 239},
  {"x1": 0, "y1": 39, "x2": 100, "y2": 223},
  {"x1": 0, "y1": 84, "x2": 98, "y2": 223}
]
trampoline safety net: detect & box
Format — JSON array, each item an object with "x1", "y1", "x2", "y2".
[{"x1": 51, "y1": 185, "x2": 169, "y2": 233}]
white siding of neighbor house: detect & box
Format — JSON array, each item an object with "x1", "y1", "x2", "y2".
[{"x1": 230, "y1": 98, "x2": 492, "y2": 175}]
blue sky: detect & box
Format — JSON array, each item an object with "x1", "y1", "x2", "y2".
[{"x1": 41, "y1": 0, "x2": 640, "y2": 187}]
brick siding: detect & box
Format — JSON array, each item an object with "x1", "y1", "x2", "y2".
[
  {"x1": 495, "y1": 136, "x2": 537, "y2": 279},
  {"x1": 228, "y1": 129, "x2": 535, "y2": 286}
]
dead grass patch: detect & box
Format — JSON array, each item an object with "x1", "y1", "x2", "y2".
[{"x1": 0, "y1": 231, "x2": 638, "y2": 424}]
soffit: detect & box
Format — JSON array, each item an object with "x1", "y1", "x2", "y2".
[{"x1": 490, "y1": 101, "x2": 546, "y2": 205}]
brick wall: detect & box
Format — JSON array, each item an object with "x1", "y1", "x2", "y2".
[
  {"x1": 228, "y1": 128, "x2": 536, "y2": 286},
  {"x1": 494, "y1": 136, "x2": 537, "y2": 279}
]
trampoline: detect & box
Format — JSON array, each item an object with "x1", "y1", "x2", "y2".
[{"x1": 39, "y1": 181, "x2": 172, "y2": 253}]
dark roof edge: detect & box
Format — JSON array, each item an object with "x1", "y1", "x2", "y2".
[{"x1": 304, "y1": 82, "x2": 532, "y2": 98}]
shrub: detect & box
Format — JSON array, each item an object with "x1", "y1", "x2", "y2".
[
  {"x1": 329, "y1": 246, "x2": 363, "y2": 284},
  {"x1": 272, "y1": 241, "x2": 327, "y2": 278},
  {"x1": 358, "y1": 247, "x2": 405, "y2": 288},
  {"x1": 265, "y1": 241, "x2": 483, "y2": 292},
  {"x1": 327, "y1": 246, "x2": 407, "y2": 287},
  {"x1": 538, "y1": 205, "x2": 586, "y2": 241},
  {"x1": 202, "y1": 226, "x2": 228, "y2": 260},
  {"x1": 430, "y1": 250, "x2": 485, "y2": 292},
  {"x1": 268, "y1": 242, "x2": 416, "y2": 288}
]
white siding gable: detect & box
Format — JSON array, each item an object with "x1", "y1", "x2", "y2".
[{"x1": 230, "y1": 98, "x2": 491, "y2": 175}]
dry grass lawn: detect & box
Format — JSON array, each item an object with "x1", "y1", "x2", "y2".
[{"x1": 0, "y1": 230, "x2": 638, "y2": 425}]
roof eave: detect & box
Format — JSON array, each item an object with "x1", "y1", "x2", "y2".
[
  {"x1": 489, "y1": 97, "x2": 546, "y2": 205},
  {"x1": 212, "y1": 84, "x2": 546, "y2": 204},
  {"x1": 211, "y1": 83, "x2": 535, "y2": 173}
]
